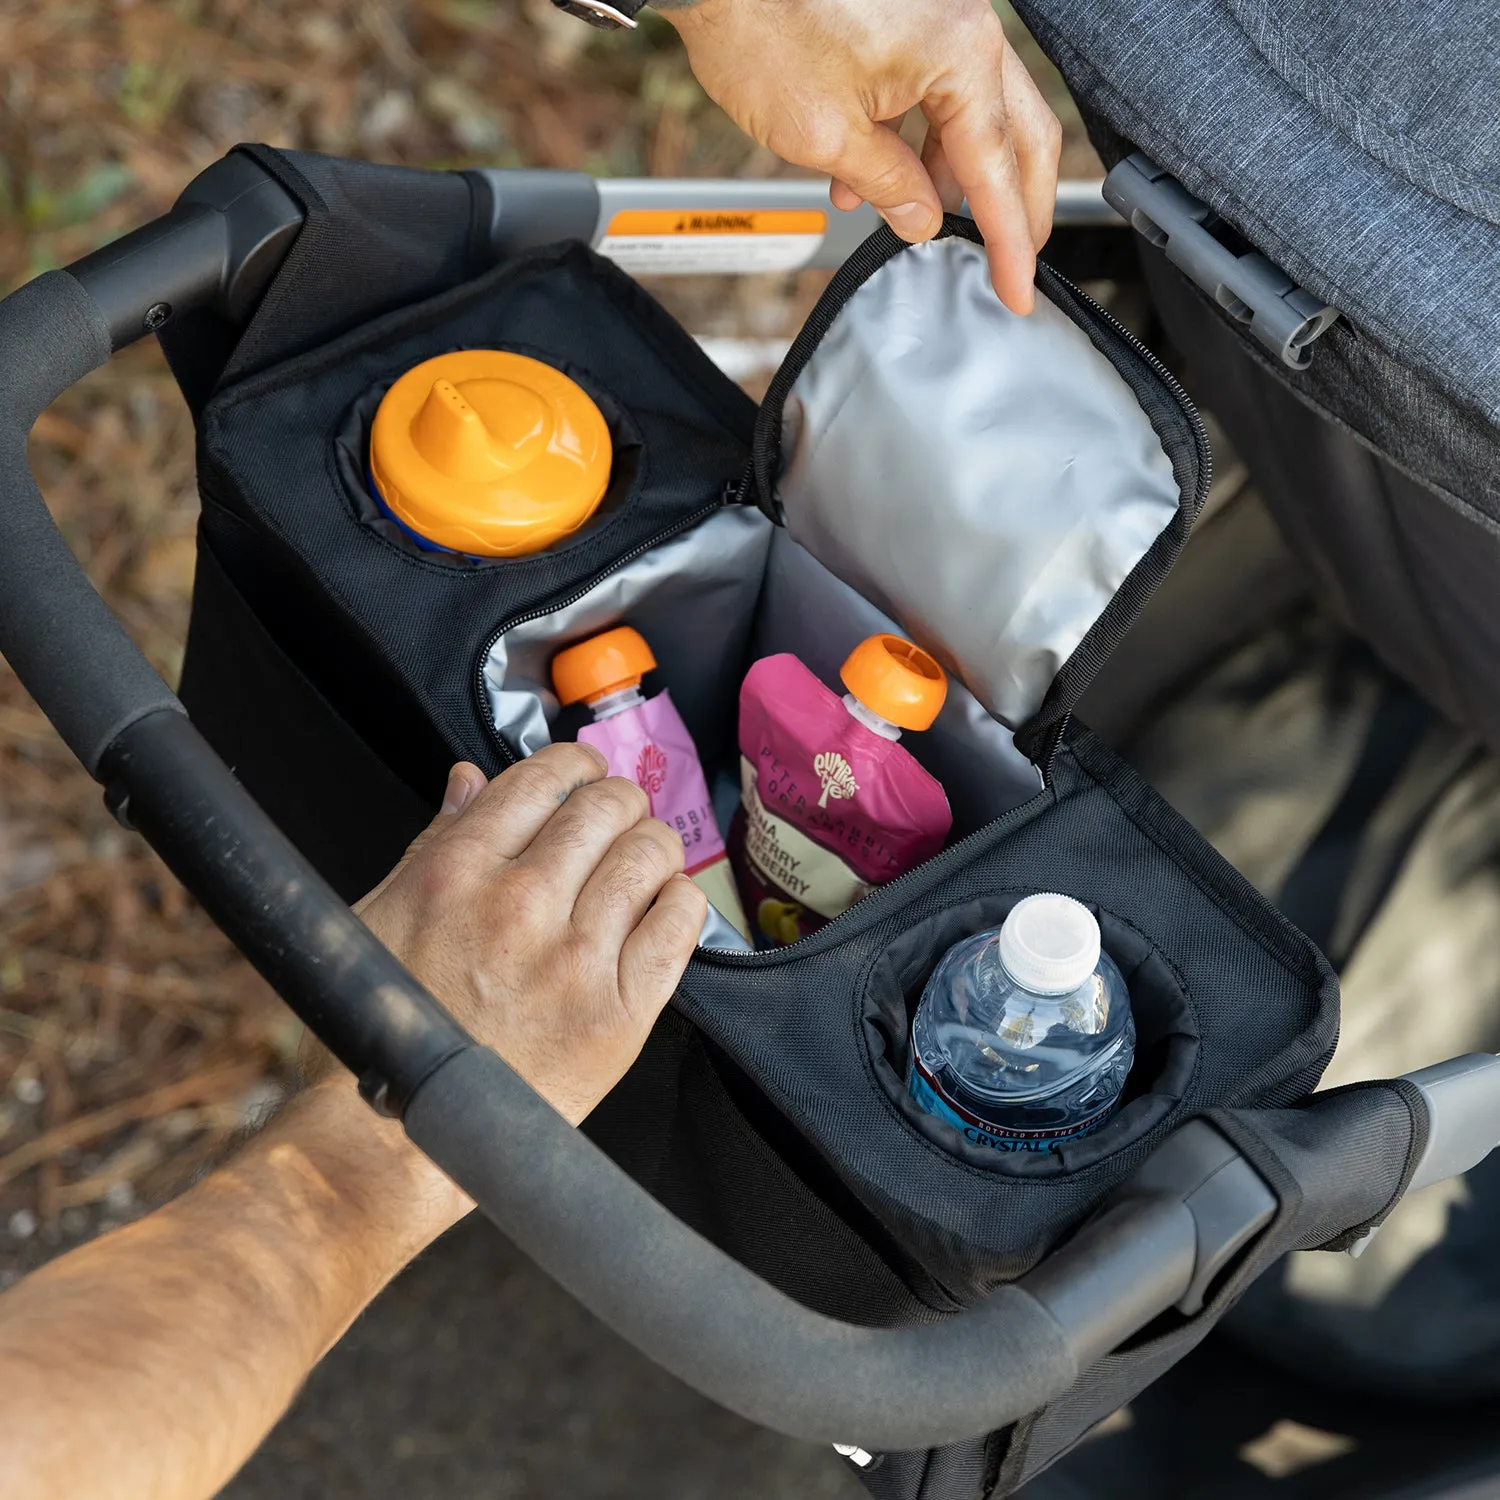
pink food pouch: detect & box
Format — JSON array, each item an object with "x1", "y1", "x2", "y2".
[
  {"x1": 553, "y1": 627, "x2": 751, "y2": 941},
  {"x1": 730, "y1": 637, "x2": 953, "y2": 947}
]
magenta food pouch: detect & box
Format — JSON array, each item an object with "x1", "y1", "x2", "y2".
[
  {"x1": 578, "y1": 691, "x2": 750, "y2": 940},
  {"x1": 731, "y1": 655, "x2": 952, "y2": 946}
]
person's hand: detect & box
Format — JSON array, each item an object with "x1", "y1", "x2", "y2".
[
  {"x1": 659, "y1": 0, "x2": 1061, "y2": 314},
  {"x1": 349, "y1": 745, "x2": 707, "y2": 1124}
]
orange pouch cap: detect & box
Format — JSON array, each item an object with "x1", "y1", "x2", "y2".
[
  {"x1": 840, "y1": 634, "x2": 948, "y2": 731},
  {"x1": 552, "y1": 626, "x2": 658, "y2": 707}
]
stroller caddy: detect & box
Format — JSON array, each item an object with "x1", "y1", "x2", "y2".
[{"x1": 4, "y1": 146, "x2": 1500, "y2": 1500}]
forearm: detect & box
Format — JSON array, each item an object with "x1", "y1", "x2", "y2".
[{"x1": 0, "y1": 1079, "x2": 469, "y2": 1500}]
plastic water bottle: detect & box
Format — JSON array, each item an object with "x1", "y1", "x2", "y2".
[{"x1": 908, "y1": 894, "x2": 1134, "y2": 1152}]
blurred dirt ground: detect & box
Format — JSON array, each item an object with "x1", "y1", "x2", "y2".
[{"x1": 0, "y1": 1, "x2": 1096, "y2": 1273}]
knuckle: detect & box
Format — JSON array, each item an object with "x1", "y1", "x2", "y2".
[
  {"x1": 506, "y1": 759, "x2": 573, "y2": 814},
  {"x1": 661, "y1": 892, "x2": 707, "y2": 949},
  {"x1": 409, "y1": 849, "x2": 464, "y2": 907},
  {"x1": 798, "y1": 113, "x2": 854, "y2": 170},
  {"x1": 607, "y1": 837, "x2": 674, "y2": 898},
  {"x1": 599, "y1": 775, "x2": 650, "y2": 820},
  {"x1": 649, "y1": 818, "x2": 688, "y2": 873},
  {"x1": 495, "y1": 864, "x2": 551, "y2": 928}
]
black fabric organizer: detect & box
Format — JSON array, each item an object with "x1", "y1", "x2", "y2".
[{"x1": 173, "y1": 148, "x2": 1362, "y2": 1497}]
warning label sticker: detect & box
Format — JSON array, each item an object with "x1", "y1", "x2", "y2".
[{"x1": 596, "y1": 208, "x2": 827, "y2": 274}]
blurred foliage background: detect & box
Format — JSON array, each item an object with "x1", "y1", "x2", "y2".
[{"x1": 0, "y1": 0, "x2": 1097, "y2": 1275}]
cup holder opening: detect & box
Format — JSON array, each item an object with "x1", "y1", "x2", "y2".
[
  {"x1": 862, "y1": 891, "x2": 1200, "y2": 1176},
  {"x1": 333, "y1": 350, "x2": 645, "y2": 568}
]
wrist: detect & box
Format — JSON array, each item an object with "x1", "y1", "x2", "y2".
[{"x1": 285, "y1": 1079, "x2": 472, "y2": 1253}]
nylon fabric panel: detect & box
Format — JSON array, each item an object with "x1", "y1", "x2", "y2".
[
  {"x1": 1010, "y1": 0, "x2": 1500, "y2": 462},
  {"x1": 222, "y1": 148, "x2": 478, "y2": 383},
  {"x1": 584, "y1": 1011, "x2": 946, "y2": 1329},
  {"x1": 678, "y1": 729, "x2": 1337, "y2": 1301},
  {"x1": 178, "y1": 531, "x2": 431, "y2": 901},
  {"x1": 195, "y1": 244, "x2": 756, "y2": 789},
  {"x1": 1145, "y1": 250, "x2": 1500, "y2": 759}
]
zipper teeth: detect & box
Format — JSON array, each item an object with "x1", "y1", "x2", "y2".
[
  {"x1": 473, "y1": 493, "x2": 730, "y2": 767},
  {"x1": 1029, "y1": 266, "x2": 1214, "y2": 787},
  {"x1": 1060, "y1": 272, "x2": 1215, "y2": 513},
  {"x1": 698, "y1": 793, "x2": 1047, "y2": 963}
]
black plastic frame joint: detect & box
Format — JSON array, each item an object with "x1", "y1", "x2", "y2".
[{"x1": 67, "y1": 151, "x2": 303, "y2": 351}]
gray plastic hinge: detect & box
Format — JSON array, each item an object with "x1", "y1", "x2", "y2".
[
  {"x1": 1019, "y1": 1121, "x2": 1277, "y2": 1369},
  {"x1": 1102, "y1": 153, "x2": 1340, "y2": 369},
  {"x1": 1403, "y1": 1053, "x2": 1500, "y2": 1194}
]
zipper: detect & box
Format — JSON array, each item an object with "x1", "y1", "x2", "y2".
[
  {"x1": 1024, "y1": 265, "x2": 1214, "y2": 785},
  {"x1": 696, "y1": 786, "x2": 1052, "y2": 964},
  {"x1": 474, "y1": 485, "x2": 738, "y2": 768},
  {"x1": 1060, "y1": 269, "x2": 1214, "y2": 513}
]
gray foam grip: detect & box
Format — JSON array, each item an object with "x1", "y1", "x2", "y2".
[
  {"x1": 404, "y1": 1045, "x2": 1078, "y2": 1449},
  {"x1": 0, "y1": 271, "x2": 183, "y2": 775}
]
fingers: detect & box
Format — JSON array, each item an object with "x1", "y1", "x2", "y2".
[
  {"x1": 617, "y1": 873, "x2": 708, "y2": 1023},
  {"x1": 449, "y1": 742, "x2": 610, "y2": 867},
  {"x1": 353, "y1": 761, "x2": 489, "y2": 912},
  {"x1": 1001, "y1": 46, "x2": 1063, "y2": 256},
  {"x1": 923, "y1": 75, "x2": 1035, "y2": 315},
  {"x1": 511, "y1": 774, "x2": 653, "y2": 898},
  {"x1": 917, "y1": 8, "x2": 1062, "y2": 316},
  {"x1": 829, "y1": 178, "x2": 864, "y2": 213},
  {"x1": 815, "y1": 114, "x2": 942, "y2": 243},
  {"x1": 571, "y1": 817, "x2": 686, "y2": 947},
  {"x1": 440, "y1": 762, "x2": 487, "y2": 816},
  {"x1": 920, "y1": 127, "x2": 965, "y2": 215}
]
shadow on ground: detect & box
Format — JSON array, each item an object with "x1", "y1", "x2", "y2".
[{"x1": 225, "y1": 1212, "x2": 864, "y2": 1500}]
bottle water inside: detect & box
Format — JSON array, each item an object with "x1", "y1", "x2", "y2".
[{"x1": 908, "y1": 893, "x2": 1134, "y2": 1152}]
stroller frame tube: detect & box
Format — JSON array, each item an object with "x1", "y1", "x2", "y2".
[{"x1": 2, "y1": 149, "x2": 1496, "y2": 1449}]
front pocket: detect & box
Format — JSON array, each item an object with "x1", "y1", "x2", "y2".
[{"x1": 862, "y1": 892, "x2": 1200, "y2": 1174}]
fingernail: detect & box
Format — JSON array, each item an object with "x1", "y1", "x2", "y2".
[
  {"x1": 581, "y1": 743, "x2": 609, "y2": 773},
  {"x1": 884, "y1": 202, "x2": 939, "y2": 240},
  {"x1": 441, "y1": 766, "x2": 476, "y2": 815}
]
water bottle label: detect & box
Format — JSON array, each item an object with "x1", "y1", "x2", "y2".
[{"x1": 909, "y1": 1059, "x2": 1115, "y2": 1153}]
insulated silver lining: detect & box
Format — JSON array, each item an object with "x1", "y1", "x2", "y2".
[
  {"x1": 776, "y1": 236, "x2": 1180, "y2": 728},
  {"x1": 481, "y1": 506, "x2": 773, "y2": 767}
]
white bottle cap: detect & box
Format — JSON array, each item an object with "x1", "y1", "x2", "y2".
[{"x1": 998, "y1": 894, "x2": 1101, "y2": 996}]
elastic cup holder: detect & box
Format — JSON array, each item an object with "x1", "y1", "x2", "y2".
[
  {"x1": 862, "y1": 892, "x2": 1199, "y2": 1175},
  {"x1": 333, "y1": 344, "x2": 645, "y2": 569}
]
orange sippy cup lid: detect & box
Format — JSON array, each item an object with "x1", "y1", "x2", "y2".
[
  {"x1": 552, "y1": 626, "x2": 658, "y2": 707},
  {"x1": 840, "y1": 634, "x2": 948, "y2": 731},
  {"x1": 369, "y1": 349, "x2": 611, "y2": 557}
]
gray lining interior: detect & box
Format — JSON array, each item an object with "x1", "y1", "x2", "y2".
[
  {"x1": 480, "y1": 241, "x2": 1180, "y2": 930},
  {"x1": 778, "y1": 237, "x2": 1181, "y2": 728}
]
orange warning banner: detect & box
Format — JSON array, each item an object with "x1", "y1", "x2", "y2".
[{"x1": 605, "y1": 209, "x2": 827, "y2": 237}]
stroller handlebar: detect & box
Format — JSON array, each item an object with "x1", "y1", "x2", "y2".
[
  {"x1": 62, "y1": 150, "x2": 1123, "y2": 352},
  {"x1": 1, "y1": 151, "x2": 1496, "y2": 1450}
]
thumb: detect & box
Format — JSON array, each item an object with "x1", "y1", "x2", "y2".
[{"x1": 820, "y1": 116, "x2": 943, "y2": 242}]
